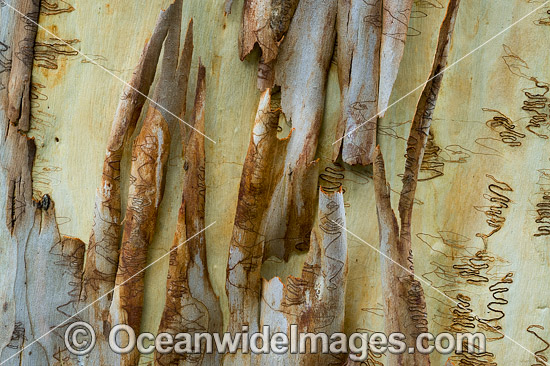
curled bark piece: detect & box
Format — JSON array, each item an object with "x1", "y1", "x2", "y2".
[
  {"x1": 109, "y1": 2, "x2": 193, "y2": 365},
  {"x1": 239, "y1": 0, "x2": 299, "y2": 90},
  {"x1": 225, "y1": 88, "x2": 289, "y2": 337},
  {"x1": 155, "y1": 63, "x2": 222, "y2": 366},
  {"x1": 6, "y1": 0, "x2": 40, "y2": 132},
  {"x1": 262, "y1": 0, "x2": 337, "y2": 260},
  {"x1": 259, "y1": 189, "x2": 348, "y2": 365},
  {"x1": 372, "y1": 1, "x2": 460, "y2": 365},
  {"x1": 378, "y1": 0, "x2": 414, "y2": 117},
  {"x1": 333, "y1": 0, "x2": 382, "y2": 165}
]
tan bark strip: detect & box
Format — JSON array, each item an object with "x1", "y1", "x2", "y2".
[
  {"x1": 259, "y1": 189, "x2": 348, "y2": 365},
  {"x1": 262, "y1": 0, "x2": 337, "y2": 260},
  {"x1": 6, "y1": 0, "x2": 40, "y2": 132},
  {"x1": 371, "y1": 2, "x2": 461, "y2": 365},
  {"x1": 110, "y1": 2, "x2": 192, "y2": 365},
  {"x1": 378, "y1": 0, "x2": 413, "y2": 117},
  {"x1": 225, "y1": 88, "x2": 289, "y2": 337},
  {"x1": 333, "y1": 0, "x2": 382, "y2": 165},
  {"x1": 155, "y1": 62, "x2": 223, "y2": 366}
]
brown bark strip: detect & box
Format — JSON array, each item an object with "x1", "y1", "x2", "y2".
[
  {"x1": 378, "y1": 0, "x2": 414, "y2": 117},
  {"x1": 6, "y1": 0, "x2": 40, "y2": 132},
  {"x1": 109, "y1": 2, "x2": 193, "y2": 365},
  {"x1": 239, "y1": 0, "x2": 299, "y2": 90},
  {"x1": 262, "y1": 0, "x2": 337, "y2": 260},
  {"x1": 225, "y1": 88, "x2": 289, "y2": 338},
  {"x1": 333, "y1": 0, "x2": 382, "y2": 166},
  {"x1": 259, "y1": 189, "x2": 348, "y2": 365},
  {"x1": 155, "y1": 62, "x2": 222, "y2": 366},
  {"x1": 78, "y1": 7, "x2": 173, "y2": 365},
  {"x1": 371, "y1": 1, "x2": 461, "y2": 365}
]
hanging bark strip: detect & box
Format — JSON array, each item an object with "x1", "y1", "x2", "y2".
[
  {"x1": 333, "y1": 0, "x2": 382, "y2": 165},
  {"x1": 262, "y1": 0, "x2": 337, "y2": 260},
  {"x1": 225, "y1": 88, "x2": 289, "y2": 339},
  {"x1": 238, "y1": 0, "x2": 299, "y2": 90},
  {"x1": 259, "y1": 189, "x2": 348, "y2": 365},
  {"x1": 155, "y1": 62, "x2": 223, "y2": 366},
  {"x1": 372, "y1": 1, "x2": 461, "y2": 365},
  {"x1": 6, "y1": 0, "x2": 40, "y2": 132},
  {"x1": 378, "y1": 0, "x2": 414, "y2": 117},
  {"x1": 108, "y1": 1, "x2": 194, "y2": 365}
]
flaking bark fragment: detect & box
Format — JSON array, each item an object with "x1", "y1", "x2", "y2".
[
  {"x1": 225, "y1": 88, "x2": 289, "y2": 340},
  {"x1": 371, "y1": 1, "x2": 461, "y2": 365},
  {"x1": 333, "y1": 0, "x2": 382, "y2": 165},
  {"x1": 155, "y1": 62, "x2": 222, "y2": 366}
]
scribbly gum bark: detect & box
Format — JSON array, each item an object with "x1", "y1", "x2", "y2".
[
  {"x1": 333, "y1": 0, "x2": 381, "y2": 166},
  {"x1": 371, "y1": 1, "x2": 461, "y2": 365},
  {"x1": 155, "y1": 63, "x2": 222, "y2": 366},
  {"x1": 225, "y1": 88, "x2": 289, "y2": 336},
  {"x1": 259, "y1": 189, "x2": 348, "y2": 365}
]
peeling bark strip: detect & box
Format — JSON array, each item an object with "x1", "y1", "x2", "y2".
[
  {"x1": 109, "y1": 1, "x2": 192, "y2": 365},
  {"x1": 262, "y1": 0, "x2": 337, "y2": 260},
  {"x1": 225, "y1": 89, "x2": 289, "y2": 337},
  {"x1": 6, "y1": 0, "x2": 40, "y2": 132},
  {"x1": 155, "y1": 62, "x2": 222, "y2": 366},
  {"x1": 259, "y1": 189, "x2": 348, "y2": 365},
  {"x1": 78, "y1": 7, "x2": 174, "y2": 366},
  {"x1": 378, "y1": 0, "x2": 414, "y2": 117},
  {"x1": 238, "y1": 0, "x2": 299, "y2": 90},
  {"x1": 333, "y1": 0, "x2": 382, "y2": 165},
  {"x1": 372, "y1": 1, "x2": 460, "y2": 365}
]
